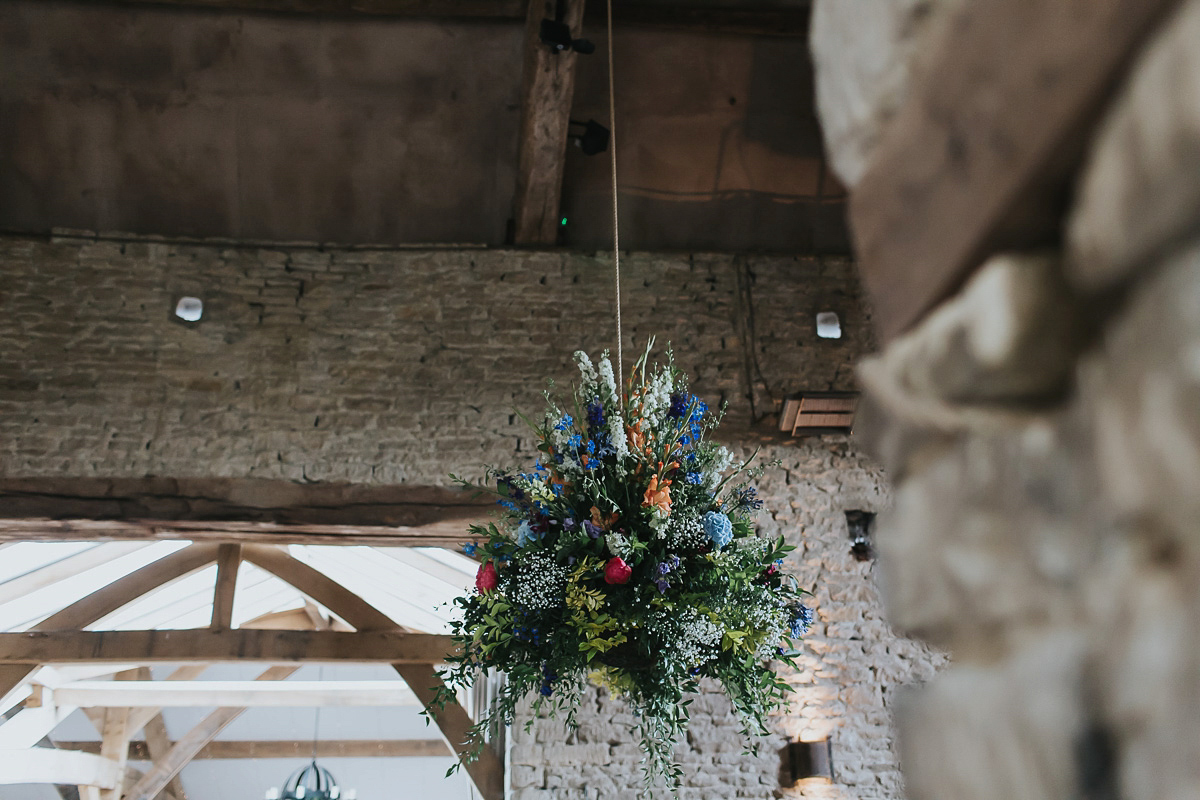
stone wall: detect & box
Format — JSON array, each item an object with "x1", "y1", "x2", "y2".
[
  {"x1": 0, "y1": 234, "x2": 944, "y2": 798},
  {"x1": 810, "y1": 2, "x2": 1200, "y2": 800}
]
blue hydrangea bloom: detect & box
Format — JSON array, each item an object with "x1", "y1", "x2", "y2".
[
  {"x1": 516, "y1": 520, "x2": 540, "y2": 548},
  {"x1": 703, "y1": 511, "x2": 733, "y2": 550}
]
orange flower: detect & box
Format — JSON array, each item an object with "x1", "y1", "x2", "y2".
[
  {"x1": 642, "y1": 475, "x2": 672, "y2": 515},
  {"x1": 627, "y1": 422, "x2": 645, "y2": 452},
  {"x1": 591, "y1": 506, "x2": 619, "y2": 530}
]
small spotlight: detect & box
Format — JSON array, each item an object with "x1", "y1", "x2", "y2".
[
  {"x1": 174, "y1": 296, "x2": 204, "y2": 322},
  {"x1": 816, "y1": 311, "x2": 841, "y2": 339},
  {"x1": 569, "y1": 119, "x2": 609, "y2": 155},
  {"x1": 846, "y1": 510, "x2": 875, "y2": 562},
  {"x1": 539, "y1": 18, "x2": 594, "y2": 54}
]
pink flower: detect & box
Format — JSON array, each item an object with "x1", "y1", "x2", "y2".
[
  {"x1": 604, "y1": 556, "x2": 632, "y2": 585},
  {"x1": 475, "y1": 562, "x2": 498, "y2": 593}
]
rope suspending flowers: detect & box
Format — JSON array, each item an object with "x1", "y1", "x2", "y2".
[{"x1": 437, "y1": 343, "x2": 814, "y2": 792}]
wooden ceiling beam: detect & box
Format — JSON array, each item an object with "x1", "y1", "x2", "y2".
[
  {"x1": 850, "y1": 0, "x2": 1185, "y2": 340},
  {"x1": 89, "y1": 0, "x2": 810, "y2": 37},
  {"x1": 53, "y1": 680, "x2": 420, "y2": 708},
  {"x1": 55, "y1": 738, "x2": 452, "y2": 759},
  {"x1": 0, "y1": 630, "x2": 458, "y2": 665},
  {"x1": 123, "y1": 665, "x2": 299, "y2": 800}
]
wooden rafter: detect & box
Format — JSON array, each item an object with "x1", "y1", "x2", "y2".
[
  {"x1": 53, "y1": 680, "x2": 419, "y2": 707},
  {"x1": 126, "y1": 667, "x2": 186, "y2": 800},
  {"x1": 850, "y1": 0, "x2": 1186, "y2": 340},
  {"x1": 0, "y1": 748, "x2": 120, "y2": 789},
  {"x1": 0, "y1": 629, "x2": 458, "y2": 664},
  {"x1": 0, "y1": 545, "x2": 220, "y2": 701},
  {"x1": 55, "y1": 739, "x2": 451, "y2": 759},
  {"x1": 122, "y1": 665, "x2": 299, "y2": 800},
  {"x1": 512, "y1": 0, "x2": 586, "y2": 245},
  {"x1": 0, "y1": 543, "x2": 152, "y2": 607},
  {"x1": 209, "y1": 544, "x2": 241, "y2": 630},
  {"x1": 242, "y1": 546, "x2": 503, "y2": 800}
]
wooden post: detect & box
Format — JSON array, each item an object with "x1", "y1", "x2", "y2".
[{"x1": 512, "y1": 0, "x2": 587, "y2": 245}]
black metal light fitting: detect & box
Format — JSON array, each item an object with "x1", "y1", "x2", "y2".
[
  {"x1": 540, "y1": 0, "x2": 594, "y2": 54},
  {"x1": 569, "y1": 119, "x2": 610, "y2": 155}
]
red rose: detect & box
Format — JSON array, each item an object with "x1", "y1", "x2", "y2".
[
  {"x1": 475, "y1": 562, "x2": 498, "y2": 593},
  {"x1": 604, "y1": 556, "x2": 632, "y2": 585}
]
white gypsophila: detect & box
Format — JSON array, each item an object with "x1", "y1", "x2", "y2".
[
  {"x1": 665, "y1": 515, "x2": 706, "y2": 549},
  {"x1": 733, "y1": 536, "x2": 770, "y2": 558},
  {"x1": 597, "y1": 357, "x2": 618, "y2": 403},
  {"x1": 574, "y1": 350, "x2": 598, "y2": 386},
  {"x1": 605, "y1": 532, "x2": 633, "y2": 559},
  {"x1": 651, "y1": 607, "x2": 722, "y2": 668},
  {"x1": 508, "y1": 551, "x2": 569, "y2": 611}
]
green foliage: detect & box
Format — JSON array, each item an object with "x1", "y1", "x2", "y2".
[{"x1": 434, "y1": 345, "x2": 815, "y2": 794}]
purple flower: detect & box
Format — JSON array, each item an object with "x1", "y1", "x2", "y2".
[
  {"x1": 736, "y1": 486, "x2": 763, "y2": 511},
  {"x1": 583, "y1": 520, "x2": 604, "y2": 538},
  {"x1": 586, "y1": 398, "x2": 606, "y2": 429},
  {"x1": 563, "y1": 517, "x2": 578, "y2": 531},
  {"x1": 654, "y1": 579, "x2": 670, "y2": 593},
  {"x1": 668, "y1": 392, "x2": 691, "y2": 419}
]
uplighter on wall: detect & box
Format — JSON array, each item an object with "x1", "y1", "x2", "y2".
[{"x1": 783, "y1": 737, "x2": 835, "y2": 785}]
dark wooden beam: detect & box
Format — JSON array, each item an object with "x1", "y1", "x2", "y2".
[
  {"x1": 56, "y1": 739, "x2": 452, "y2": 759},
  {"x1": 94, "y1": 0, "x2": 810, "y2": 36},
  {"x1": 98, "y1": 0, "x2": 526, "y2": 18},
  {"x1": 511, "y1": 0, "x2": 586, "y2": 245},
  {"x1": 0, "y1": 478, "x2": 491, "y2": 547},
  {"x1": 0, "y1": 629, "x2": 459, "y2": 664},
  {"x1": 849, "y1": 0, "x2": 1184, "y2": 340}
]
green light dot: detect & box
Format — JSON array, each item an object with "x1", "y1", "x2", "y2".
[{"x1": 561, "y1": 217, "x2": 568, "y2": 226}]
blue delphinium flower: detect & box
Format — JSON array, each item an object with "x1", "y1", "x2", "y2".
[
  {"x1": 586, "y1": 398, "x2": 605, "y2": 429},
  {"x1": 735, "y1": 486, "x2": 763, "y2": 511},
  {"x1": 790, "y1": 603, "x2": 814, "y2": 637},
  {"x1": 554, "y1": 414, "x2": 574, "y2": 431},
  {"x1": 462, "y1": 542, "x2": 478, "y2": 556},
  {"x1": 703, "y1": 511, "x2": 733, "y2": 549},
  {"x1": 685, "y1": 471, "x2": 703, "y2": 485},
  {"x1": 540, "y1": 663, "x2": 558, "y2": 696},
  {"x1": 567, "y1": 433, "x2": 583, "y2": 449}
]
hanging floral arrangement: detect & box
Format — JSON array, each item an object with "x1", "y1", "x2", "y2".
[{"x1": 436, "y1": 344, "x2": 814, "y2": 791}]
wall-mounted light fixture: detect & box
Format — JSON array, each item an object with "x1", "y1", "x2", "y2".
[
  {"x1": 845, "y1": 510, "x2": 876, "y2": 562},
  {"x1": 174, "y1": 296, "x2": 204, "y2": 323},
  {"x1": 781, "y1": 737, "x2": 834, "y2": 786},
  {"x1": 816, "y1": 311, "x2": 842, "y2": 339},
  {"x1": 778, "y1": 392, "x2": 859, "y2": 435}
]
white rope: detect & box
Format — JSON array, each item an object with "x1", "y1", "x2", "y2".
[{"x1": 605, "y1": 0, "x2": 623, "y2": 393}]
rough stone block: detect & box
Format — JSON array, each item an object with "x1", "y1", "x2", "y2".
[
  {"x1": 811, "y1": 0, "x2": 964, "y2": 187},
  {"x1": 896, "y1": 632, "x2": 1088, "y2": 800},
  {"x1": 1067, "y1": 0, "x2": 1200, "y2": 290},
  {"x1": 1085, "y1": 242, "x2": 1200, "y2": 540},
  {"x1": 857, "y1": 253, "x2": 1086, "y2": 414}
]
